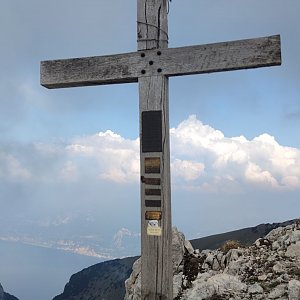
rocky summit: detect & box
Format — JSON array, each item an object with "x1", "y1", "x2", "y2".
[{"x1": 125, "y1": 221, "x2": 300, "y2": 300}]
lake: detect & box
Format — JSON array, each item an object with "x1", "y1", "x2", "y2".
[{"x1": 0, "y1": 240, "x2": 102, "y2": 300}]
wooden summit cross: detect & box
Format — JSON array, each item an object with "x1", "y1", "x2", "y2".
[{"x1": 41, "y1": 1, "x2": 281, "y2": 299}]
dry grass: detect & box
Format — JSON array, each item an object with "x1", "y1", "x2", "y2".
[{"x1": 220, "y1": 240, "x2": 243, "y2": 253}]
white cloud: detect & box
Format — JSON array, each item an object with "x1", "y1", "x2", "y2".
[
  {"x1": 281, "y1": 176, "x2": 300, "y2": 188},
  {"x1": 66, "y1": 130, "x2": 140, "y2": 183},
  {"x1": 170, "y1": 115, "x2": 224, "y2": 153},
  {"x1": 0, "y1": 152, "x2": 31, "y2": 181},
  {"x1": 60, "y1": 161, "x2": 78, "y2": 182},
  {"x1": 244, "y1": 162, "x2": 278, "y2": 187},
  {"x1": 172, "y1": 159, "x2": 205, "y2": 181},
  {"x1": 170, "y1": 115, "x2": 300, "y2": 190},
  {"x1": 1, "y1": 116, "x2": 300, "y2": 191}
]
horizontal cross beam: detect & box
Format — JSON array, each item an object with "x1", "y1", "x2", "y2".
[{"x1": 41, "y1": 35, "x2": 281, "y2": 89}]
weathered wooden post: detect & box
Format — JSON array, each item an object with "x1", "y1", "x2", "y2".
[
  {"x1": 137, "y1": 1, "x2": 172, "y2": 299},
  {"x1": 40, "y1": 1, "x2": 281, "y2": 299}
]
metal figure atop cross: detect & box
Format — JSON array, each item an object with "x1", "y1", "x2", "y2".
[{"x1": 41, "y1": 1, "x2": 281, "y2": 299}]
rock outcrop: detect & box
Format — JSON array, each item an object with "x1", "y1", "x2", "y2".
[{"x1": 125, "y1": 221, "x2": 300, "y2": 300}]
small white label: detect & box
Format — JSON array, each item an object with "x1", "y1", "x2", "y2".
[{"x1": 147, "y1": 221, "x2": 161, "y2": 236}]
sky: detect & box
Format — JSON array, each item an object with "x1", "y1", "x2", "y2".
[{"x1": 1, "y1": 1, "x2": 300, "y2": 295}]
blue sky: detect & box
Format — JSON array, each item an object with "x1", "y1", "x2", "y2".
[{"x1": 1, "y1": 0, "x2": 300, "y2": 264}]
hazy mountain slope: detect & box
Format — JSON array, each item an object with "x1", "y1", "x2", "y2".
[
  {"x1": 53, "y1": 256, "x2": 138, "y2": 300},
  {"x1": 0, "y1": 283, "x2": 19, "y2": 300},
  {"x1": 4, "y1": 293, "x2": 19, "y2": 300}
]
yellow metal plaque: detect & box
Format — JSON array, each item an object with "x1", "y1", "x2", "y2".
[
  {"x1": 145, "y1": 157, "x2": 160, "y2": 173},
  {"x1": 145, "y1": 211, "x2": 162, "y2": 220}
]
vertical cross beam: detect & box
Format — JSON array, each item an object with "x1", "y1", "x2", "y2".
[{"x1": 138, "y1": 1, "x2": 172, "y2": 299}]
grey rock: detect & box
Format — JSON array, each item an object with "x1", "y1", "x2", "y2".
[
  {"x1": 289, "y1": 231, "x2": 300, "y2": 244},
  {"x1": 184, "y1": 239, "x2": 194, "y2": 255},
  {"x1": 172, "y1": 227, "x2": 185, "y2": 273},
  {"x1": 248, "y1": 283, "x2": 264, "y2": 294},
  {"x1": 266, "y1": 227, "x2": 287, "y2": 242},
  {"x1": 272, "y1": 240, "x2": 281, "y2": 251},
  {"x1": 273, "y1": 262, "x2": 285, "y2": 274},
  {"x1": 225, "y1": 259, "x2": 245, "y2": 276},
  {"x1": 173, "y1": 274, "x2": 182, "y2": 297},
  {"x1": 285, "y1": 241, "x2": 300, "y2": 257},
  {"x1": 258, "y1": 274, "x2": 268, "y2": 281},
  {"x1": 205, "y1": 252, "x2": 222, "y2": 271},
  {"x1": 268, "y1": 284, "x2": 286, "y2": 299},
  {"x1": 181, "y1": 273, "x2": 247, "y2": 300},
  {"x1": 207, "y1": 273, "x2": 247, "y2": 293},
  {"x1": 124, "y1": 259, "x2": 141, "y2": 300},
  {"x1": 182, "y1": 280, "x2": 215, "y2": 300},
  {"x1": 226, "y1": 248, "x2": 243, "y2": 262},
  {"x1": 288, "y1": 279, "x2": 300, "y2": 300}
]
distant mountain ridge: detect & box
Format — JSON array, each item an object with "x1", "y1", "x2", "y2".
[
  {"x1": 53, "y1": 219, "x2": 296, "y2": 300},
  {"x1": 190, "y1": 219, "x2": 295, "y2": 250}
]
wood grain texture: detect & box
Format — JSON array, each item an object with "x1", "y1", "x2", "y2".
[
  {"x1": 137, "y1": 0, "x2": 168, "y2": 50},
  {"x1": 138, "y1": 1, "x2": 172, "y2": 299},
  {"x1": 40, "y1": 52, "x2": 139, "y2": 89},
  {"x1": 41, "y1": 35, "x2": 281, "y2": 89},
  {"x1": 139, "y1": 77, "x2": 172, "y2": 300},
  {"x1": 151, "y1": 34, "x2": 281, "y2": 77}
]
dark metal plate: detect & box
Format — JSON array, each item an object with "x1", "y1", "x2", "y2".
[
  {"x1": 141, "y1": 177, "x2": 161, "y2": 185},
  {"x1": 145, "y1": 189, "x2": 161, "y2": 196},
  {"x1": 145, "y1": 200, "x2": 161, "y2": 207},
  {"x1": 142, "y1": 111, "x2": 162, "y2": 153}
]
